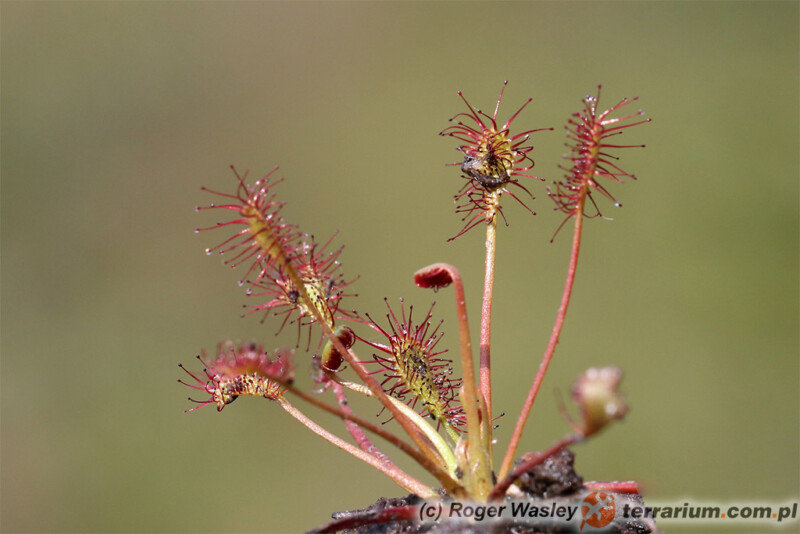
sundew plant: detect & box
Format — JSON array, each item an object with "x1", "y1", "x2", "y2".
[{"x1": 179, "y1": 82, "x2": 650, "y2": 527}]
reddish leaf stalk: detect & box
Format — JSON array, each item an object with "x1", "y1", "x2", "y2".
[
  {"x1": 414, "y1": 263, "x2": 490, "y2": 497},
  {"x1": 277, "y1": 397, "x2": 436, "y2": 498},
  {"x1": 499, "y1": 194, "x2": 586, "y2": 480},
  {"x1": 310, "y1": 504, "x2": 419, "y2": 534},
  {"x1": 280, "y1": 379, "x2": 447, "y2": 481},
  {"x1": 480, "y1": 216, "x2": 497, "y2": 423},
  {"x1": 584, "y1": 480, "x2": 641, "y2": 494},
  {"x1": 331, "y1": 380, "x2": 394, "y2": 467},
  {"x1": 489, "y1": 433, "x2": 582, "y2": 501}
]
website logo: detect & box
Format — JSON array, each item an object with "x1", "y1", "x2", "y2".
[{"x1": 580, "y1": 491, "x2": 616, "y2": 530}]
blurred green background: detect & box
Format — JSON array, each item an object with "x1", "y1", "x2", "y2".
[{"x1": 2, "y1": 2, "x2": 797, "y2": 533}]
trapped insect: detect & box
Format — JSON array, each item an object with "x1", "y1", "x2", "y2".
[{"x1": 460, "y1": 150, "x2": 511, "y2": 189}]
